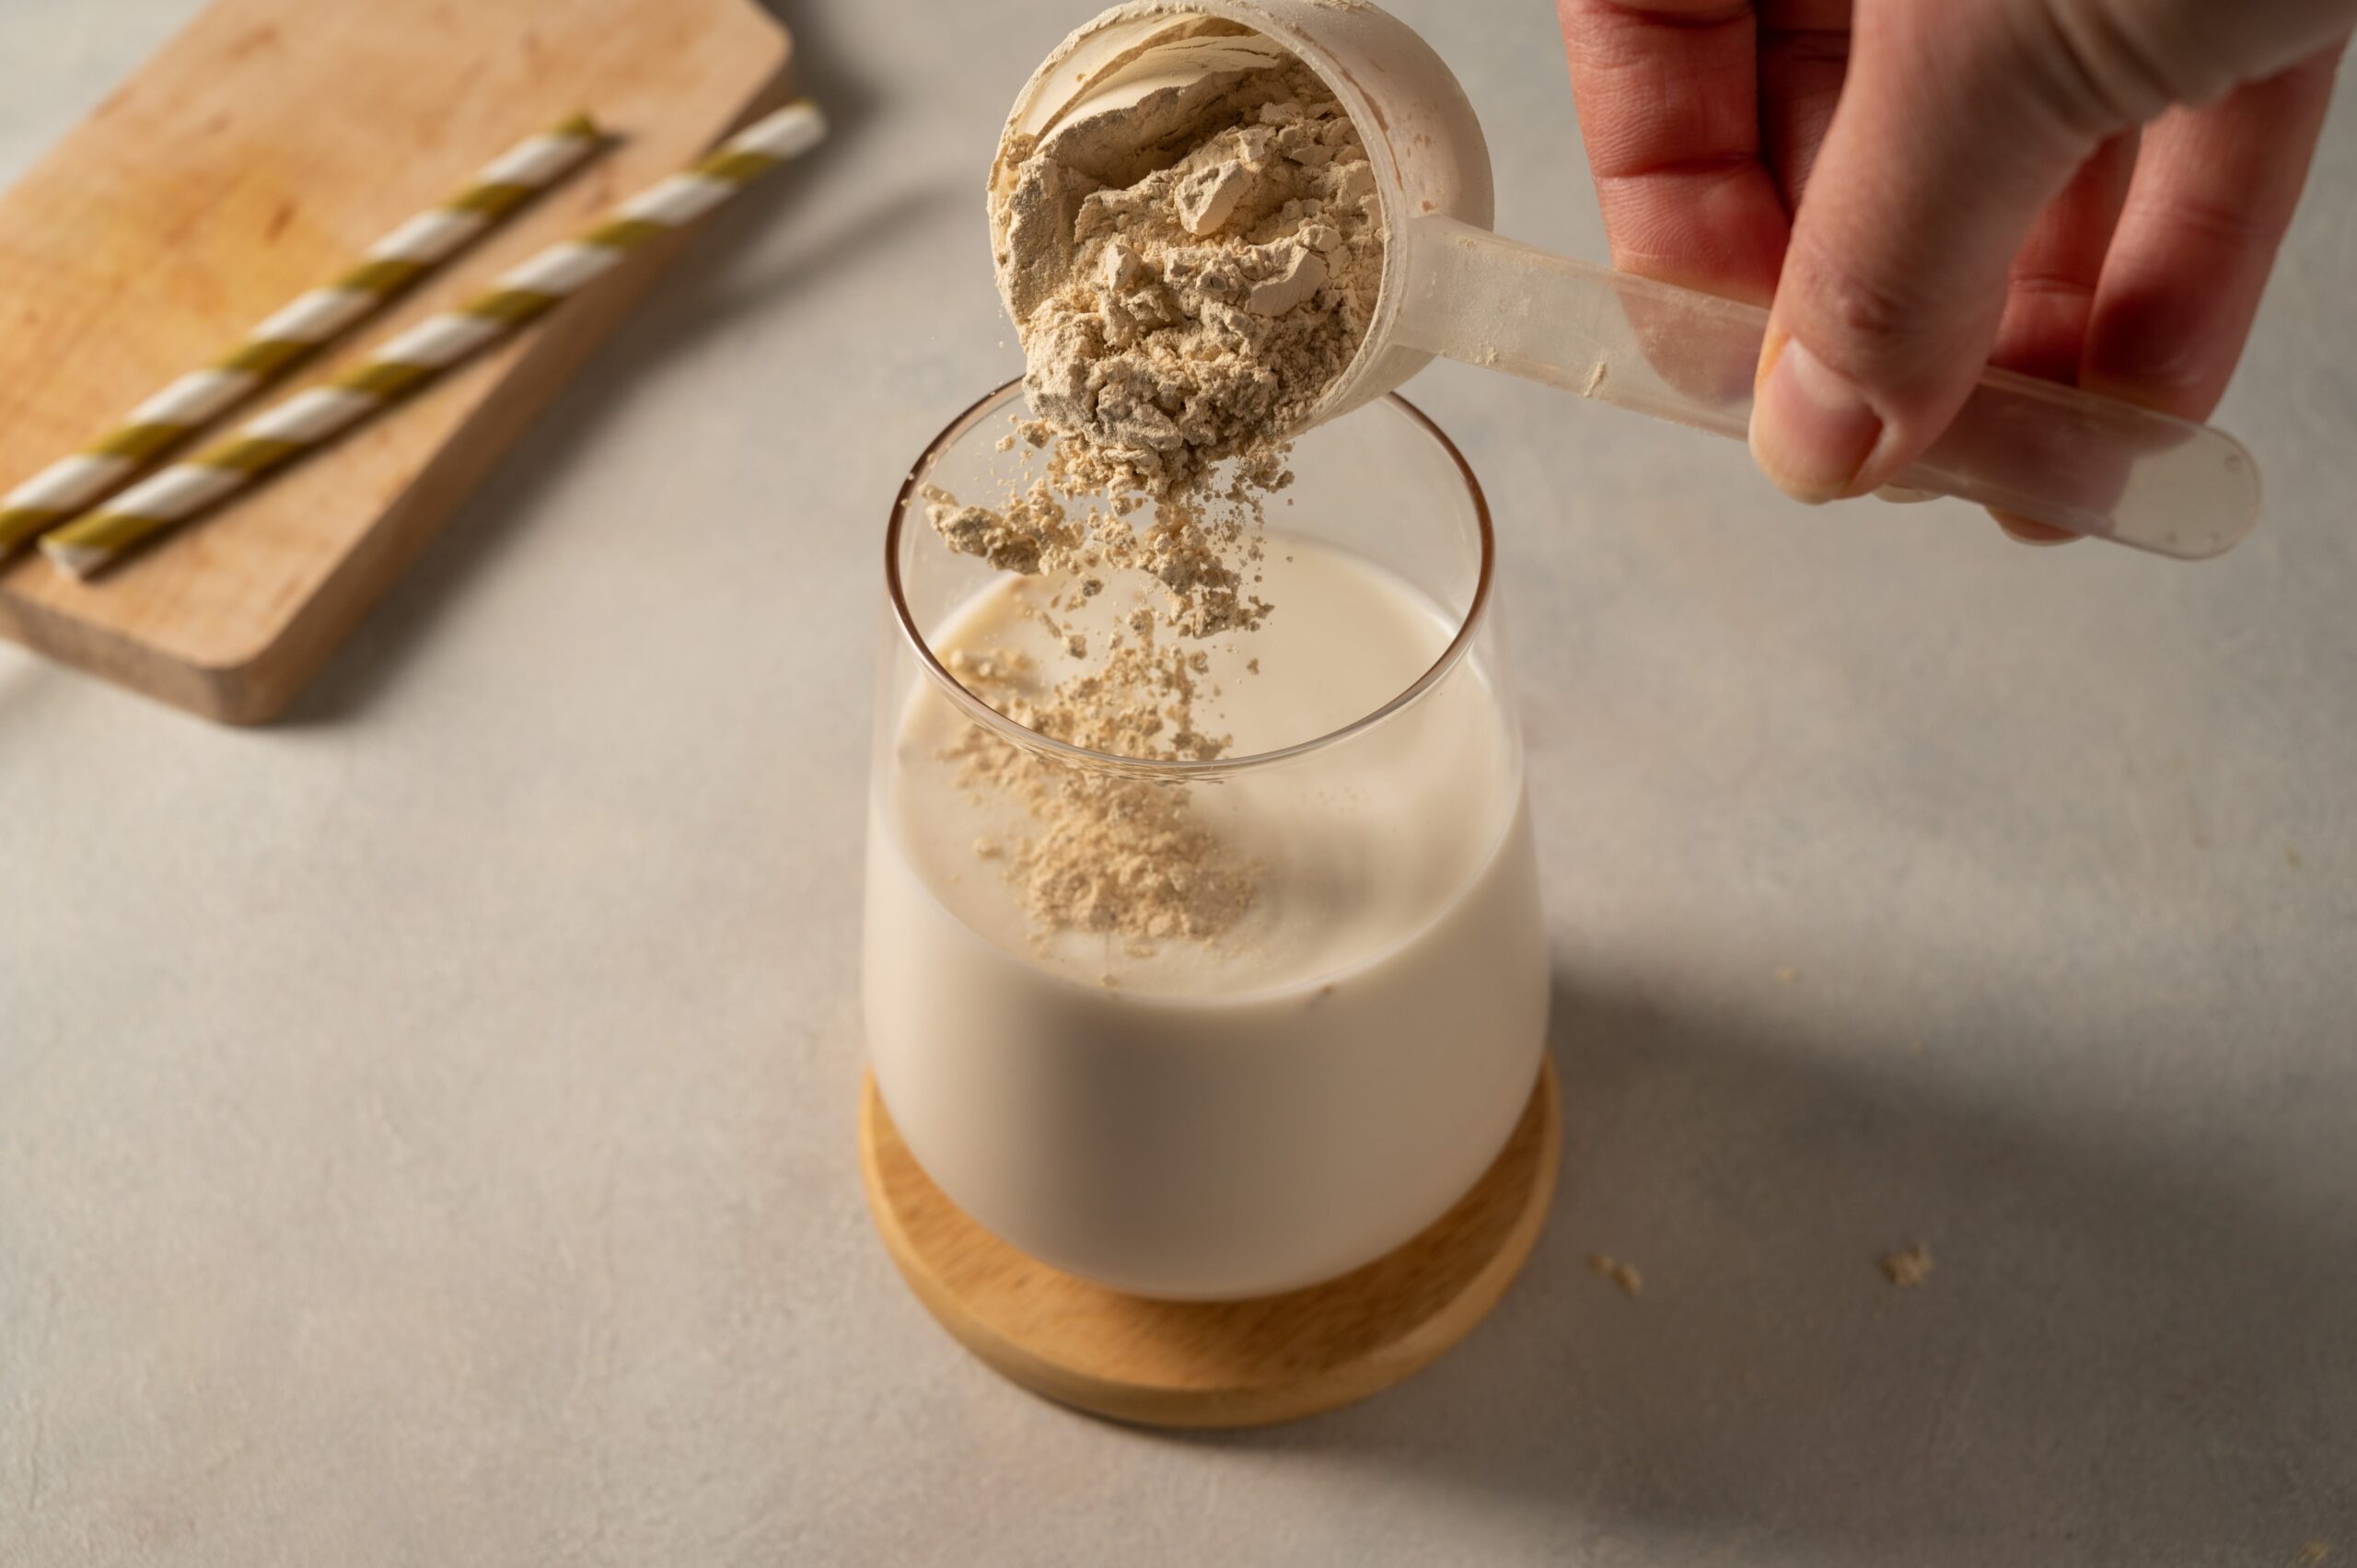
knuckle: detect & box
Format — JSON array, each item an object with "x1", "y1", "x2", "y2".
[
  {"x1": 2151, "y1": 189, "x2": 2285, "y2": 255},
  {"x1": 1782, "y1": 234, "x2": 1928, "y2": 359},
  {"x1": 2004, "y1": 268, "x2": 2097, "y2": 303},
  {"x1": 2024, "y1": 0, "x2": 2199, "y2": 135}
]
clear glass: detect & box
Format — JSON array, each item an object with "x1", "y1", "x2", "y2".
[{"x1": 864, "y1": 383, "x2": 1546, "y2": 1300}]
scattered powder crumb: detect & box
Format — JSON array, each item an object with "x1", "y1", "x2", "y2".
[
  {"x1": 1587, "y1": 1253, "x2": 1643, "y2": 1298},
  {"x1": 1880, "y1": 1244, "x2": 1934, "y2": 1288},
  {"x1": 1773, "y1": 965, "x2": 1799, "y2": 985},
  {"x1": 2287, "y1": 845, "x2": 2302, "y2": 869}
]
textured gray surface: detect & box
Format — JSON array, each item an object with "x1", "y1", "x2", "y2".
[{"x1": 3, "y1": 2, "x2": 2353, "y2": 1562}]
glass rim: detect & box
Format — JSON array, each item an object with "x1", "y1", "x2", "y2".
[{"x1": 884, "y1": 378, "x2": 1495, "y2": 779}]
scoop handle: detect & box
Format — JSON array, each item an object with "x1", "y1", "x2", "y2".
[{"x1": 1393, "y1": 217, "x2": 2261, "y2": 560}]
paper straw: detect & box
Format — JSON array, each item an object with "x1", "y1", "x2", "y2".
[
  {"x1": 0, "y1": 113, "x2": 602, "y2": 554},
  {"x1": 42, "y1": 101, "x2": 825, "y2": 580}
]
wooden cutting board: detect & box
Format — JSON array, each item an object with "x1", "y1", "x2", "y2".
[{"x1": 0, "y1": 0, "x2": 792, "y2": 722}]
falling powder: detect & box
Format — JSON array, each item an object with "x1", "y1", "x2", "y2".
[{"x1": 918, "y1": 46, "x2": 1387, "y2": 953}]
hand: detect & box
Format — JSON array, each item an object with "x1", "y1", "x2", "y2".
[{"x1": 1557, "y1": 0, "x2": 2351, "y2": 541}]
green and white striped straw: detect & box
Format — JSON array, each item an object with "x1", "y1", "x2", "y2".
[
  {"x1": 0, "y1": 112, "x2": 601, "y2": 553},
  {"x1": 42, "y1": 100, "x2": 826, "y2": 579}
]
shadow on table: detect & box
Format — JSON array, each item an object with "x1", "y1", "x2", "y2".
[
  {"x1": 284, "y1": 1, "x2": 930, "y2": 726},
  {"x1": 0, "y1": 651, "x2": 71, "y2": 739},
  {"x1": 1191, "y1": 966, "x2": 2356, "y2": 1564}
]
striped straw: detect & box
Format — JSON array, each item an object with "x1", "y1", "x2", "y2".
[
  {"x1": 42, "y1": 101, "x2": 825, "y2": 579},
  {"x1": 0, "y1": 114, "x2": 603, "y2": 554}
]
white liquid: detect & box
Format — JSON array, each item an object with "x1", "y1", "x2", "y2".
[{"x1": 865, "y1": 536, "x2": 1547, "y2": 1299}]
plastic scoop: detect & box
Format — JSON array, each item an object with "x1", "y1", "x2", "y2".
[{"x1": 1000, "y1": 0, "x2": 2261, "y2": 561}]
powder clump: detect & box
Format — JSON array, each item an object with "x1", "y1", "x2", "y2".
[
  {"x1": 991, "y1": 56, "x2": 1383, "y2": 498},
  {"x1": 1879, "y1": 1243, "x2": 1934, "y2": 1289},
  {"x1": 1587, "y1": 1253, "x2": 1645, "y2": 1298}
]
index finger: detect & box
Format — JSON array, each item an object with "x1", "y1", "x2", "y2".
[{"x1": 1556, "y1": 0, "x2": 1791, "y2": 302}]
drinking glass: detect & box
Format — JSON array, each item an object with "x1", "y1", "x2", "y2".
[{"x1": 865, "y1": 381, "x2": 1546, "y2": 1300}]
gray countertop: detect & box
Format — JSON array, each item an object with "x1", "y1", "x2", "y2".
[{"x1": 4, "y1": 2, "x2": 2352, "y2": 1563}]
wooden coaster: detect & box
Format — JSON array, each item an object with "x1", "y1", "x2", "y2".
[{"x1": 859, "y1": 1057, "x2": 1561, "y2": 1428}]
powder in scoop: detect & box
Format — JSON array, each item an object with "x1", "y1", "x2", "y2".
[
  {"x1": 923, "y1": 54, "x2": 1379, "y2": 637},
  {"x1": 933, "y1": 54, "x2": 1382, "y2": 634},
  {"x1": 991, "y1": 57, "x2": 1384, "y2": 499}
]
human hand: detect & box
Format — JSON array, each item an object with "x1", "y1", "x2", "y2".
[{"x1": 1557, "y1": 0, "x2": 2351, "y2": 541}]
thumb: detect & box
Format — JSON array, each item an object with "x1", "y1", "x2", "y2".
[
  {"x1": 1748, "y1": 1, "x2": 2099, "y2": 503},
  {"x1": 1751, "y1": 0, "x2": 2357, "y2": 505}
]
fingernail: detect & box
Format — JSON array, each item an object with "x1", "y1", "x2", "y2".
[
  {"x1": 1990, "y1": 508, "x2": 2080, "y2": 548},
  {"x1": 1750, "y1": 333, "x2": 1884, "y2": 504}
]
